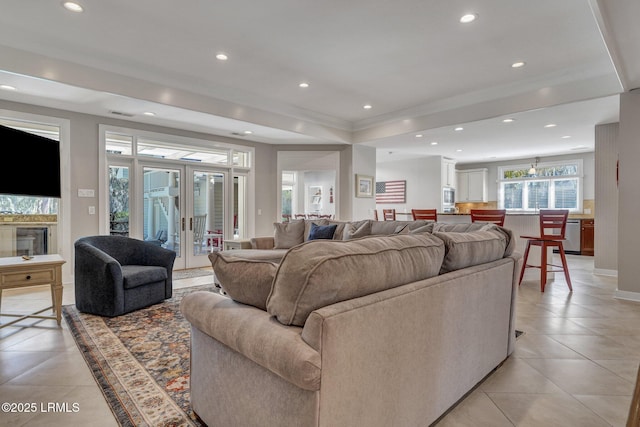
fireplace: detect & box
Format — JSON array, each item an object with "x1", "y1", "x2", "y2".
[{"x1": 16, "y1": 227, "x2": 49, "y2": 256}]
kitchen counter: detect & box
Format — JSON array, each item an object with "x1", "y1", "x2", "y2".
[{"x1": 438, "y1": 212, "x2": 594, "y2": 219}]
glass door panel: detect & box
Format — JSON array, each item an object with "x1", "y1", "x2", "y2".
[
  {"x1": 189, "y1": 170, "x2": 224, "y2": 266},
  {"x1": 143, "y1": 167, "x2": 181, "y2": 259},
  {"x1": 109, "y1": 166, "x2": 130, "y2": 236}
]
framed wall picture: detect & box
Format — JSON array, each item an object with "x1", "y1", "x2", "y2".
[{"x1": 355, "y1": 174, "x2": 374, "y2": 198}]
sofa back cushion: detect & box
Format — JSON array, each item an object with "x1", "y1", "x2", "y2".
[
  {"x1": 208, "y1": 252, "x2": 277, "y2": 310},
  {"x1": 273, "y1": 220, "x2": 305, "y2": 249},
  {"x1": 342, "y1": 220, "x2": 372, "y2": 240},
  {"x1": 433, "y1": 229, "x2": 507, "y2": 273},
  {"x1": 432, "y1": 222, "x2": 516, "y2": 257},
  {"x1": 370, "y1": 220, "x2": 430, "y2": 235},
  {"x1": 266, "y1": 233, "x2": 445, "y2": 326}
]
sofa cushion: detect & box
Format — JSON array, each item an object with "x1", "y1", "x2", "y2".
[
  {"x1": 326, "y1": 220, "x2": 348, "y2": 240},
  {"x1": 308, "y1": 223, "x2": 338, "y2": 240},
  {"x1": 208, "y1": 252, "x2": 277, "y2": 310},
  {"x1": 432, "y1": 222, "x2": 487, "y2": 233},
  {"x1": 121, "y1": 265, "x2": 168, "y2": 289},
  {"x1": 209, "y1": 248, "x2": 288, "y2": 263},
  {"x1": 266, "y1": 233, "x2": 445, "y2": 326},
  {"x1": 303, "y1": 219, "x2": 328, "y2": 241},
  {"x1": 433, "y1": 229, "x2": 507, "y2": 274},
  {"x1": 343, "y1": 220, "x2": 372, "y2": 240},
  {"x1": 370, "y1": 220, "x2": 430, "y2": 235},
  {"x1": 273, "y1": 220, "x2": 305, "y2": 249}
]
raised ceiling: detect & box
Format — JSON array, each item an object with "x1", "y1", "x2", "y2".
[{"x1": 0, "y1": 0, "x2": 638, "y2": 163}]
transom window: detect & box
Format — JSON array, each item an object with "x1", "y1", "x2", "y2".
[{"x1": 498, "y1": 160, "x2": 582, "y2": 212}]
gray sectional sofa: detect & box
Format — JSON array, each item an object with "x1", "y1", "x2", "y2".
[{"x1": 180, "y1": 220, "x2": 522, "y2": 426}]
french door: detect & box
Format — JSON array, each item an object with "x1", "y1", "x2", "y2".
[{"x1": 140, "y1": 164, "x2": 226, "y2": 270}]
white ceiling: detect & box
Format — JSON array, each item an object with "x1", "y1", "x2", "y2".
[{"x1": 0, "y1": 0, "x2": 638, "y2": 164}]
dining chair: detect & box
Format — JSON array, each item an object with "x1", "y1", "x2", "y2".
[
  {"x1": 373, "y1": 209, "x2": 379, "y2": 221},
  {"x1": 281, "y1": 214, "x2": 291, "y2": 223},
  {"x1": 518, "y1": 209, "x2": 572, "y2": 292},
  {"x1": 294, "y1": 214, "x2": 307, "y2": 219},
  {"x1": 382, "y1": 209, "x2": 396, "y2": 221},
  {"x1": 411, "y1": 209, "x2": 437, "y2": 222},
  {"x1": 470, "y1": 209, "x2": 506, "y2": 226}
]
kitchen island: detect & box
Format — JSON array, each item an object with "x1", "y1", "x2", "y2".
[{"x1": 438, "y1": 212, "x2": 594, "y2": 284}]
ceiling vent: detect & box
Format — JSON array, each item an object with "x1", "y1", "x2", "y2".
[{"x1": 110, "y1": 110, "x2": 135, "y2": 117}]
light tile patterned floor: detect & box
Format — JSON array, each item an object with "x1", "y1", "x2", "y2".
[{"x1": 0, "y1": 258, "x2": 637, "y2": 427}]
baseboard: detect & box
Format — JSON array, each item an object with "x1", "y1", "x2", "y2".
[
  {"x1": 614, "y1": 290, "x2": 640, "y2": 302},
  {"x1": 593, "y1": 268, "x2": 618, "y2": 277}
]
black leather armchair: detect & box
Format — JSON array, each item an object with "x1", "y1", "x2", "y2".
[{"x1": 74, "y1": 235, "x2": 176, "y2": 317}]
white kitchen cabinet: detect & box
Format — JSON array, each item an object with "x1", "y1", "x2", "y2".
[
  {"x1": 441, "y1": 159, "x2": 456, "y2": 188},
  {"x1": 456, "y1": 168, "x2": 488, "y2": 202}
]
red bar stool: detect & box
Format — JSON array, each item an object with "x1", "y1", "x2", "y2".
[
  {"x1": 382, "y1": 209, "x2": 396, "y2": 221},
  {"x1": 411, "y1": 209, "x2": 437, "y2": 221},
  {"x1": 470, "y1": 209, "x2": 506, "y2": 226},
  {"x1": 519, "y1": 209, "x2": 573, "y2": 292}
]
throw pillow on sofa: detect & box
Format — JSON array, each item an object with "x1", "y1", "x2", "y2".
[
  {"x1": 308, "y1": 223, "x2": 338, "y2": 240},
  {"x1": 208, "y1": 252, "x2": 277, "y2": 310},
  {"x1": 343, "y1": 220, "x2": 372, "y2": 240},
  {"x1": 273, "y1": 220, "x2": 305, "y2": 249},
  {"x1": 266, "y1": 233, "x2": 445, "y2": 326}
]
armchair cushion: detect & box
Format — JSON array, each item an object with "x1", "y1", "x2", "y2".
[{"x1": 121, "y1": 265, "x2": 168, "y2": 289}]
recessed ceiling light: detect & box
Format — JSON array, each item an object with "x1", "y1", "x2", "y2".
[
  {"x1": 415, "y1": 134, "x2": 423, "y2": 138},
  {"x1": 430, "y1": 141, "x2": 438, "y2": 146},
  {"x1": 62, "y1": 2, "x2": 83, "y2": 12},
  {"x1": 454, "y1": 127, "x2": 464, "y2": 131},
  {"x1": 511, "y1": 61, "x2": 526, "y2": 68},
  {"x1": 363, "y1": 104, "x2": 372, "y2": 110},
  {"x1": 544, "y1": 123, "x2": 557, "y2": 128},
  {"x1": 460, "y1": 14, "x2": 477, "y2": 23},
  {"x1": 215, "y1": 53, "x2": 228, "y2": 61},
  {"x1": 561, "y1": 135, "x2": 571, "y2": 139},
  {"x1": 243, "y1": 130, "x2": 253, "y2": 135},
  {"x1": 0, "y1": 84, "x2": 16, "y2": 91},
  {"x1": 456, "y1": 149, "x2": 463, "y2": 152},
  {"x1": 298, "y1": 82, "x2": 309, "y2": 88},
  {"x1": 502, "y1": 118, "x2": 515, "y2": 123},
  {"x1": 143, "y1": 112, "x2": 156, "y2": 116}
]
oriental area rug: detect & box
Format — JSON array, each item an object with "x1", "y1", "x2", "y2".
[{"x1": 62, "y1": 285, "x2": 219, "y2": 427}]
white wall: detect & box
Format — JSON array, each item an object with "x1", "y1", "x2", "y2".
[
  {"x1": 352, "y1": 145, "x2": 377, "y2": 220},
  {"x1": 376, "y1": 156, "x2": 442, "y2": 214},
  {"x1": 594, "y1": 122, "x2": 619, "y2": 274},
  {"x1": 617, "y1": 90, "x2": 640, "y2": 299}
]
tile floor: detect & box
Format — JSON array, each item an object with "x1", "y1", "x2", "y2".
[{"x1": 0, "y1": 256, "x2": 637, "y2": 427}]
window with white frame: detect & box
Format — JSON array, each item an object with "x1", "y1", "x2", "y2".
[{"x1": 498, "y1": 160, "x2": 582, "y2": 212}]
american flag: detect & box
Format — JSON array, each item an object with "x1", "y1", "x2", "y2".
[{"x1": 376, "y1": 180, "x2": 406, "y2": 204}]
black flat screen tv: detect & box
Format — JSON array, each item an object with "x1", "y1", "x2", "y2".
[{"x1": 0, "y1": 124, "x2": 61, "y2": 198}]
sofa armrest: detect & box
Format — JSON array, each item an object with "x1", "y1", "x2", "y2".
[
  {"x1": 250, "y1": 236, "x2": 275, "y2": 249},
  {"x1": 180, "y1": 291, "x2": 321, "y2": 391}
]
